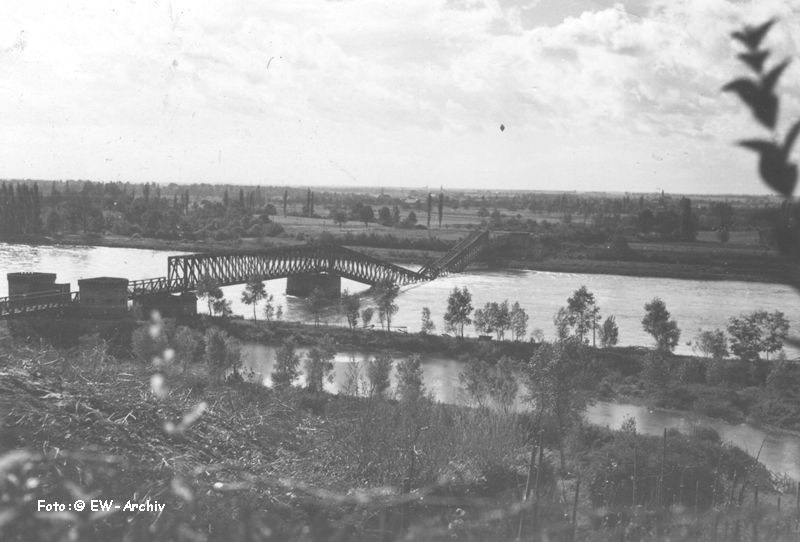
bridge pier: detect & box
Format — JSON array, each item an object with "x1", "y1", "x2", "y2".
[
  {"x1": 136, "y1": 292, "x2": 198, "y2": 318},
  {"x1": 286, "y1": 273, "x2": 341, "y2": 297}
]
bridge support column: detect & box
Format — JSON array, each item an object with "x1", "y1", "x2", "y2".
[
  {"x1": 136, "y1": 292, "x2": 198, "y2": 319},
  {"x1": 286, "y1": 273, "x2": 341, "y2": 297}
]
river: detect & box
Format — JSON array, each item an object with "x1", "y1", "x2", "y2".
[
  {"x1": 1, "y1": 242, "x2": 798, "y2": 357},
  {"x1": 3, "y1": 242, "x2": 800, "y2": 477}
]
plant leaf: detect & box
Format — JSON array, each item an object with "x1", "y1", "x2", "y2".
[
  {"x1": 731, "y1": 19, "x2": 776, "y2": 51},
  {"x1": 782, "y1": 119, "x2": 800, "y2": 159},
  {"x1": 737, "y1": 50, "x2": 770, "y2": 73},
  {"x1": 762, "y1": 59, "x2": 790, "y2": 92}
]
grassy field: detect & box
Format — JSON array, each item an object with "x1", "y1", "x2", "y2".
[{"x1": 695, "y1": 230, "x2": 762, "y2": 245}]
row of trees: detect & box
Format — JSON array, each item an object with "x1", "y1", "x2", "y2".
[
  {"x1": 197, "y1": 275, "x2": 790, "y2": 368},
  {"x1": 337, "y1": 280, "x2": 399, "y2": 331},
  {"x1": 202, "y1": 274, "x2": 401, "y2": 333},
  {"x1": 473, "y1": 300, "x2": 529, "y2": 341},
  {"x1": 2, "y1": 177, "x2": 784, "y2": 248},
  {"x1": 442, "y1": 284, "x2": 618, "y2": 346},
  {"x1": 329, "y1": 202, "x2": 422, "y2": 230},
  {"x1": 0, "y1": 179, "x2": 286, "y2": 242},
  {"x1": 641, "y1": 296, "x2": 789, "y2": 364}
]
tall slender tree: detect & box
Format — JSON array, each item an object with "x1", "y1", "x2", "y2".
[
  {"x1": 241, "y1": 276, "x2": 267, "y2": 321},
  {"x1": 444, "y1": 286, "x2": 473, "y2": 337},
  {"x1": 426, "y1": 193, "x2": 433, "y2": 228}
]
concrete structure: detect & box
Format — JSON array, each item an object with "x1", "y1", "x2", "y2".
[
  {"x1": 8, "y1": 272, "x2": 57, "y2": 297},
  {"x1": 6, "y1": 272, "x2": 71, "y2": 312},
  {"x1": 138, "y1": 292, "x2": 197, "y2": 318},
  {"x1": 286, "y1": 273, "x2": 341, "y2": 297},
  {"x1": 78, "y1": 277, "x2": 129, "y2": 318}
]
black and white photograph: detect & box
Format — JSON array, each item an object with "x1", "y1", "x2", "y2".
[{"x1": 1, "y1": 1, "x2": 800, "y2": 540}]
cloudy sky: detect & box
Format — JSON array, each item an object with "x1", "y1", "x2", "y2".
[{"x1": 1, "y1": 0, "x2": 799, "y2": 194}]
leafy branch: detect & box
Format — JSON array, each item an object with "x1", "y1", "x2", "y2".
[
  {"x1": 723, "y1": 18, "x2": 798, "y2": 197},
  {"x1": 724, "y1": 18, "x2": 800, "y2": 267}
]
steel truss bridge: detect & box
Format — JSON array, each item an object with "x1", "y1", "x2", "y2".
[{"x1": 1, "y1": 228, "x2": 495, "y2": 317}]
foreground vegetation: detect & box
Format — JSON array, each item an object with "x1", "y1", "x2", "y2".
[
  {"x1": 2, "y1": 322, "x2": 797, "y2": 541},
  {"x1": 1, "y1": 17, "x2": 799, "y2": 541}
]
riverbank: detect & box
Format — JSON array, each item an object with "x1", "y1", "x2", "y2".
[
  {"x1": 592, "y1": 347, "x2": 800, "y2": 434},
  {"x1": 220, "y1": 318, "x2": 535, "y2": 361},
  {"x1": 507, "y1": 256, "x2": 797, "y2": 285},
  {"x1": 220, "y1": 319, "x2": 800, "y2": 435},
  {"x1": 3, "y1": 232, "x2": 796, "y2": 285}
]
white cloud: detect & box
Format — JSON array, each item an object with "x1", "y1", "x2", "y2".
[{"x1": 0, "y1": 0, "x2": 796, "y2": 192}]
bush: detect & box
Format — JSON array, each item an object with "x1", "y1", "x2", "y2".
[
  {"x1": 130, "y1": 318, "x2": 176, "y2": 364},
  {"x1": 365, "y1": 354, "x2": 393, "y2": 397},
  {"x1": 323, "y1": 397, "x2": 530, "y2": 494},
  {"x1": 272, "y1": 337, "x2": 300, "y2": 389},
  {"x1": 174, "y1": 326, "x2": 204, "y2": 369},
  {"x1": 693, "y1": 426, "x2": 721, "y2": 443},
  {"x1": 693, "y1": 396, "x2": 743, "y2": 423},
  {"x1": 641, "y1": 351, "x2": 671, "y2": 391},
  {"x1": 263, "y1": 222, "x2": 284, "y2": 237},
  {"x1": 706, "y1": 358, "x2": 753, "y2": 387},
  {"x1": 677, "y1": 357, "x2": 706, "y2": 384},
  {"x1": 577, "y1": 427, "x2": 769, "y2": 510},
  {"x1": 655, "y1": 386, "x2": 695, "y2": 410},
  {"x1": 203, "y1": 327, "x2": 242, "y2": 382},
  {"x1": 750, "y1": 394, "x2": 800, "y2": 431}
]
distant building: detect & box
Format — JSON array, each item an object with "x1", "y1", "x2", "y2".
[{"x1": 78, "y1": 277, "x2": 129, "y2": 318}]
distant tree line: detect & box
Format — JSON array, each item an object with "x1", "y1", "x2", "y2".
[
  {"x1": 0, "y1": 179, "x2": 284, "y2": 242},
  {"x1": 0, "y1": 182, "x2": 42, "y2": 235}
]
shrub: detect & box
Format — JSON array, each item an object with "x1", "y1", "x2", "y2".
[
  {"x1": 655, "y1": 386, "x2": 696, "y2": 410},
  {"x1": 272, "y1": 337, "x2": 300, "y2": 389},
  {"x1": 365, "y1": 354, "x2": 393, "y2": 397},
  {"x1": 324, "y1": 398, "x2": 531, "y2": 495},
  {"x1": 174, "y1": 326, "x2": 204, "y2": 370},
  {"x1": 263, "y1": 222, "x2": 284, "y2": 237},
  {"x1": 303, "y1": 337, "x2": 336, "y2": 392},
  {"x1": 677, "y1": 357, "x2": 706, "y2": 384},
  {"x1": 203, "y1": 327, "x2": 241, "y2": 382},
  {"x1": 578, "y1": 427, "x2": 768, "y2": 510}
]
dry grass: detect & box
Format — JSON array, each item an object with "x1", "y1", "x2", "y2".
[{"x1": 1, "y1": 336, "x2": 798, "y2": 541}]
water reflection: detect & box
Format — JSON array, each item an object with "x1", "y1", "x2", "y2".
[
  {"x1": 241, "y1": 343, "x2": 466, "y2": 405},
  {"x1": 243, "y1": 344, "x2": 800, "y2": 479}
]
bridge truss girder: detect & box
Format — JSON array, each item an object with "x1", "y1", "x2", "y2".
[{"x1": 165, "y1": 243, "x2": 423, "y2": 292}]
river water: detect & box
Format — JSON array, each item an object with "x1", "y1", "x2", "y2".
[
  {"x1": 1, "y1": 242, "x2": 798, "y2": 357},
  {"x1": 2, "y1": 242, "x2": 800, "y2": 477}
]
